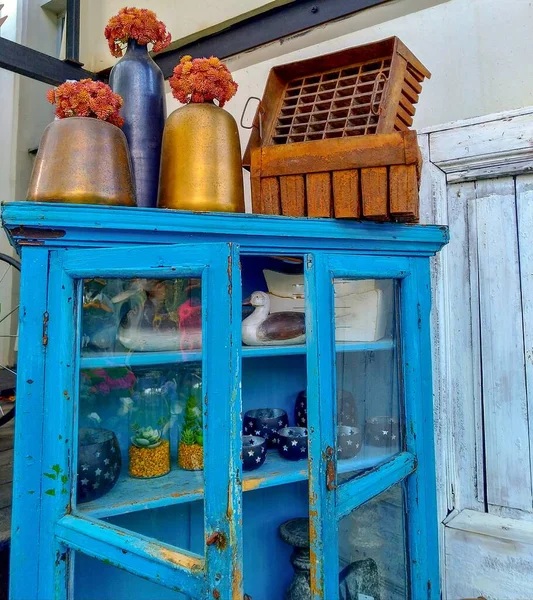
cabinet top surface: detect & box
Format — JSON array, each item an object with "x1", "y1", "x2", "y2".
[{"x1": 1, "y1": 202, "x2": 448, "y2": 255}]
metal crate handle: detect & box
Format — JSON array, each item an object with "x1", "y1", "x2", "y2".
[{"x1": 241, "y1": 96, "x2": 264, "y2": 142}]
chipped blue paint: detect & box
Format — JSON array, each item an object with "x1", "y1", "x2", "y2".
[{"x1": 4, "y1": 203, "x2": 447, "y2": 600}]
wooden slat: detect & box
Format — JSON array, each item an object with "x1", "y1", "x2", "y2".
[
  {"x1": 260, "y1": 177, "x2": 281, "y2": 215},
  {"x1": 306, "y1": 172, "x2": 332, "y2": 217},
  {"x1": 361, "y1": 167, "x2": 388, "y2": 219},
  {"x1": 397, "y1": 105, "x2": 414, "y2": 127},
  {"x1": 377, "y1": 53, "x2": 408, "y2": 133},
  {"x1": 514, "y1": 174, "x2": 533, "y2": 510},
  {"x1": 279, "y1": 175, "x2": 306, "y2": 217},
  {"x1": 250, "y1": 147, "x2": 264, "y2": 214},
  {"x1": 474, "y1": 178, "x2": 532, "y2": 511},
  {"x1": 399, "y1": 94, "x2": 416, "y2": 116},
  {"x1": 401, "y1": 84, "x2": 419, "y2": 105},
  {"x1": 389, "y1": 164, "x2": 419, "y2": 222},
  {"x1": 332, "y1": 170, "x2": 360, "y2": 218},
  {"x1": 260, "y1": 132, "x2": 414, "y2": 177},
  {"x1": 404, "y1": 69, "x2": 423, "y2": 94}
]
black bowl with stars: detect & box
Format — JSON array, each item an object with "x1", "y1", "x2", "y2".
[
  {"x1": 243, "y1": 408, "x2": 289, "y2": 449},
  {"x1": 294, "y1": 390, "x2": 307, "y2": 428},
  {"x1": 242, "y1": 435, "x2": 267, "y2": 471},
  {"x1": 277, "y1": 427, "x2": 308, "y2": 461},
  {"x1": 77, "y1": 428, "x2": 122, "y2": 504},
  {"x1": 365, "y1": 416, "x2": 399, "y2": 448},
  {"x1": 337, "y1": 426, "x2": 362, "y2": 460}
]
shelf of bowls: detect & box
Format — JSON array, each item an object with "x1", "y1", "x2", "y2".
[{"x1": 75, "y1": 252, "x2": 395, "y2": 506}]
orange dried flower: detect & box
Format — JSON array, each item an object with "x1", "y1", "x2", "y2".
[
  {"x1": 105, "y1": 7, "x2": 171, "y2": 58},
  {"x1": 47, "y1": 79, "x2": 124, "y2": 128},
  {"x1": 169, "y1": 56, "x2": 238, "y2": 108}
]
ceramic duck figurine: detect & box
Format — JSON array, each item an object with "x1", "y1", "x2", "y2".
[{"x1": 242, "y1": 291, "x2": 305, "y2": 346}]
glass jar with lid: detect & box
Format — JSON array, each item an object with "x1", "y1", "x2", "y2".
[{"x1": 128, "y1": 369, "x2": 173, "y2": 478}]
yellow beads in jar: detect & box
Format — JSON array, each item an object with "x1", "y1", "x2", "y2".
[{"x1": 129, "y1": 439, "x2": 170, "y2": 478}]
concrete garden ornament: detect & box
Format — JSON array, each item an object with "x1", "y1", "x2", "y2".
[{"x1": 27, "y1": 79, "x2": 135, "y2": 206}]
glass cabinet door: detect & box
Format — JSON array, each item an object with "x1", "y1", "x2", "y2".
[
  {"x1": 304, "y1": 254, "x2": 439, "y2": 600},
  {"x1": 41, "y1": 242, "x2": 240, "y2": 600}
]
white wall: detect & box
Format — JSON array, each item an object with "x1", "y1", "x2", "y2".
[
  {"x1": 0, "y1": 0, "x2": 57, "y2": 366},
  {"x1": 163, "y1": 0, "x2": 533, "y2": 210}
]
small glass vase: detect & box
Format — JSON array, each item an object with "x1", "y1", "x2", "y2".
[
  {"x1": 128, "y1": 370, "x2": 172, "y2": 478},
  {"x1": 177, "y1": 364, "x2": 204, "y2": 471}
]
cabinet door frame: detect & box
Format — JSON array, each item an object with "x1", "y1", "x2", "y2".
[
  {"x1": 28, "y1": 241, "x2": 242, "y2": 600},
  {"x1": 305, "y1": 252, "x2": 439, "y2": 600}
]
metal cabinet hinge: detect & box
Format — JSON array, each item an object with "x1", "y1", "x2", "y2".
[
  {"x1": 42, "y1": 311, "x2": 49, "y2": 346},
  {"x1": 325, "y1": 445, "x2": 337, "y2": 491}
]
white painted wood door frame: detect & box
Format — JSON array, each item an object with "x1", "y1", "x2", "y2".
[{"x1": 419, "y1": 106, "x2": 533, "y2": 599}]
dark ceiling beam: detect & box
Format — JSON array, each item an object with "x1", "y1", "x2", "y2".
[
  {"x1": 65, "y1": 0, "x2": 81, "y2": 64},
  {"x1": 153, "y1": 0, "x2": 390, "y2": 79},
  {"x1": 0, "y1": 37, "x2": 97, "y2": 86}
]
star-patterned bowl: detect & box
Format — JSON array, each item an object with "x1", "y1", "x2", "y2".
[
  {"x1": 294, "y1": 390, "x2": 307, "y2": 427},
  {"x1": 365, "y1": 416, "x2": 399, "y2": 448},
  {"x1": 277, "y1": 427, "x2": 308, "y2": 461},
  {"x1": 337, "y1": 425, "x2": 362, "y2": 460},
  {"x1": 242, "y1": 435, "x2": 267, "y2": 471},
  {"x1": 243, "y1": 408, "x2": 289, "y2": 449},
  {"x1": 77, "y1": 428, "x2": 122, "y2": 504}
]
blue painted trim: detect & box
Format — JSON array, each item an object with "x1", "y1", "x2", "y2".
[
  {"x1": 202, "y1": 243, "x2": 243, "y2": 599},
  {"x1": 336, "y1": 452, "x2": 416, "y2": 519},
  {"x1": 37, "y1": 250, "x2": 78, "y2": 599},
  {"x1": 56, "y1": 515, "x2": 205, "y2": 596},
  {"x1": 9, "y1": 247, "x2": 49, "y2": 600},
  {"x1": 79, "y1": 339, "x2": 395, "y2": 369},
  {"x1": 305, "y1": 253, "x2": 338, "y2": 600},
  {"x1": 2, "y1": 202, "x2": 449, "y2": 256},
  {"x1": 326, "y1": 255, "x2": 411, "y2": 279},
  {"x1": 76, "y1": 448, "x2": 397, "y2": 520},
  {"x1": 402, "y1": 259, "x2": 440, "y2": 600}
]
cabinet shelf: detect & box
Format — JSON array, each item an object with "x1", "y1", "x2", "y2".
[
  {"x1": 77, "y1": 446, "x2": 397, "y2": 519},
  {"x1": 79, "y1": 339, "x2": 394, "y2": 369}
]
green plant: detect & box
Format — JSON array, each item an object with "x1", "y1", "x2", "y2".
[
  {"x1": 180, "y1": 394, "x2": 203, "y2": 446},
  {"x1": 131, "y1": 425, "x2": 161, "y2": 448}
]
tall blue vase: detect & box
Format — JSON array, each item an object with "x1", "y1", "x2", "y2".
[{"x1": 109, "y1": 39, "x2": 166, "y2": 208}]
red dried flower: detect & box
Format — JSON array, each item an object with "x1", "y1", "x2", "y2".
[
  {"x1": 47, "y1": 79, "x2": 124, "y2": 128},
  {"x1": 169, "y1": 56, "x2": 238, "y2": 108},
  {"x1": 104, "y1": 7, "x2": 171, "y2": 58}
]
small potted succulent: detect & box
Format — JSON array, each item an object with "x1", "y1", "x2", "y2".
[
  {"x1": 178, "y1": 394, "x2": 204, "y2": 471},
  {"x1": 27, "y1": 79, "x2": 135, "y2": 206},
  {"x1": 158, "y1": 56, "x2": 244, "y2": 213},
  {"x1": 128, "y1": 370, "x2": 172, "y2": 479},
  {"x1": 106, "y1": 7, "x2": 171, "y2": 208}
]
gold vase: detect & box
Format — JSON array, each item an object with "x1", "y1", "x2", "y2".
[
  {"x1": 27, "y1": 117, "x2": 136, "y2": 206},
  {"x1": 157, "y1": 103, "x2": 245, "y2": 213}
]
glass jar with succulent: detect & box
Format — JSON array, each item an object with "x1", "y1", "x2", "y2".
[
  {"x1": 128, "y1": 370, "x2": 172, "y2": 478},
  {"x1": 177, "y1": 365, "x2": 203, "y2": 471}
]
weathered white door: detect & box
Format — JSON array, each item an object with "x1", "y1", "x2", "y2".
[{"x1": 420, "y1": 107, "x2": 533, "y2": 600}]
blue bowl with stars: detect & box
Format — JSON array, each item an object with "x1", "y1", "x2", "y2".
[
  {"x1": 242, "y1": 435, "x2": 267, "y2": 471},
  {"x1": 243, "y1": 408, "x2": 289, "y2": 449},
  {"x1": 77, "y1": 428, "x2": 122, "y2": 504},
  {"x1": 277, "y1": 427, "x2": 308, "y2": 461},
  {"x1": 337, "y1": 426, "x2": 362, "y2": 460}
]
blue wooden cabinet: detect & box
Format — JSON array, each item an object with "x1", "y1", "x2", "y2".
[{"x1": 2, "y1": 202, "x2": 448, "y2": 600}]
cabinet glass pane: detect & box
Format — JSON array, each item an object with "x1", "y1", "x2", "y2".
[
  {"x1": 339, "y1": 483, "x2": 407, "y2": 600},
  {"x1": 73, "y1": 551, "x2": 191, "y2": 599},
  {"x1": 240, "y1": 256, "x2": 310, "y2": 600},
  {"x1": 334, "y1": 279, "x2": 401, "y2": 485},
  {"x1": 75, "y1": 278, "x2": 205, "y2": 553}
]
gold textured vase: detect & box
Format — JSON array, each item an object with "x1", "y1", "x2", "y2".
[
  {"x1": 157, "y1": 103, "x2": 245, "y2": 212},
  {"x1": 27, "y1": 117, "x2": 136, "y2": 206}
]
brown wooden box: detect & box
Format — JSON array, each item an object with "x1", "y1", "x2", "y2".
[
  {"x1": 250, "y1": 130, "x2": 422, "y2": 222},
  {"x1": 243, "y1": 36, "x2": 430, "y2": 167}
]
